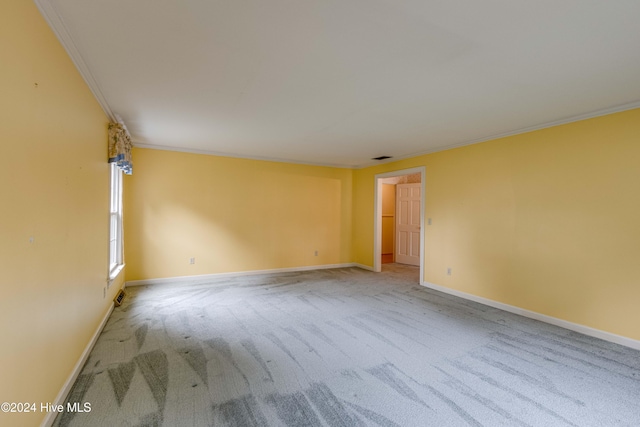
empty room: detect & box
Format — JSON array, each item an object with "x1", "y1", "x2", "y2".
[{"x1": 2, "y1": 1, "x2": 639, "y2": 426}]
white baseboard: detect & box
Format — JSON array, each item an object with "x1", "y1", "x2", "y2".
[
  {"x1": 41, "y1": 302, "x2": 115, "y2": 427},
  {"x1": 125, "y1": 263, "x2": 362, "y2": 287},
  {"x1": 421, "y1": 281, "x2": 640, "y2": 351},
  {"x1": 353, "y1": 263, "x2": 375, "y2": 272}
]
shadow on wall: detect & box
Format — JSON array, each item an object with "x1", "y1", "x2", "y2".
[{"x1": 125, "y1": 150, "x2": 353, "y2": 281}]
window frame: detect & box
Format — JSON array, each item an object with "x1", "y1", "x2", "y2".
[{"x1": 109, "y1": 162, "x2": 124, "y2": 280}]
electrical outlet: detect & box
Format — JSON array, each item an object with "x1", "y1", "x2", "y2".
[
  {"x1": 189, "y1": 257, "x2": 195, "y2": 264},
  {"x1": 427, "y1": 218, "x2": 432, "y2": 225},
  {"x1": 103, "y1": 287, "x2": 106, "y2": 298},
  {"x1": 314, "y1": 250, "x2": 318, "y2": 256},
  {"x1": 447, "y1": 268, "x2": 452, "y2": 276}
]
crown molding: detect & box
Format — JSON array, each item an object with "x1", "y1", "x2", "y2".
[
  {"x1": 132, "y1": 143, "x2": 356, "y2": 169},
  {"x1": 34, "y1": 0, "x2": 115, "y2": 122},
  {"x1": 356, "y1": 100, "x2": 640, "y2": 169},
  {"x1": 135, "y1": 97, "x2": 640, "y2": 170},
  {"x1": 33, "y1": 0, "x2": 640, "y2": 169}
]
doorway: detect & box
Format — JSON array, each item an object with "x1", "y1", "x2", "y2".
[{"x1": 374, "y1": 167, "x2": 425, "y2": 282}]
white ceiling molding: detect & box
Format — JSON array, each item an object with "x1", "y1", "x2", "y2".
[
  {"x1": 132, "y1": 143, "x2": 356, "y2": 169},
  {"x1": 34, "y1": 0, "x2": 115, "y2": 122},
  {"x1": 34, "y1": 1, "x2": 640, "y2": 168},
  {"x1": 137, "y1": 97, "x2": 640, "y2": 169},
  {"x1": 356, "y1": 100, "x2": 640, "y2": 169}
]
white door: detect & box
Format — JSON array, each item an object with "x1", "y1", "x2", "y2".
[{"x1": 395, "y1": 183, "x2": 421, "y2": 266}]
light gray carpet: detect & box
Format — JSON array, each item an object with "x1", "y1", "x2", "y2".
[{"x1": 54, "y1": 264, "x2": 640, "y2": 426}]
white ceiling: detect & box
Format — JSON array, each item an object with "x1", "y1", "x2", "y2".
[{"x1": 37, "y1": 0, "x2": 640, "y2": 168}]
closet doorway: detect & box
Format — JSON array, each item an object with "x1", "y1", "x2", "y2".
[{"x1": 374, "y1": 167, "x2": 425, "y2": 280}]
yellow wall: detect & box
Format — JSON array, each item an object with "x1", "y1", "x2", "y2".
[
  {"x1": 124, "y1": 148, "x2": 353, "y2": 281},
  {"x1": 0, "y1": 2, "x2": 123, "y2": 426},
  {"x1": 126, "y1": 110, "x2": 640, "y2": 341},
  {"x1": 2, "y1": 4, "x2": 639, "y2": 423},
  {"x1": 353, "y1": 108, "x2": 640, "y2": 340}
]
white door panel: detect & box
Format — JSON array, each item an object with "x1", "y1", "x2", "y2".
[{"x1": 396, "y1": 183, "x2": 421, "y2": 266}]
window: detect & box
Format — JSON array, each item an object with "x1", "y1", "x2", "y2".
[{"x1": 109, "y1": 162, "x2": 124, "y2": 279}]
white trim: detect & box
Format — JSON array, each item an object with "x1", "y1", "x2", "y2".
[
  {"x1": 40, "y1": 303, "x2": 115, "y2": 427},
  {"x1": 421, "y1": 281, "x2": 640, "y2": 351},
  {"x1": 108, "y1": 264, "x2": 125, "y2": 284},
  {"x1": 352, "y1": 263, "x2": 375, "y2": 272},
  {"x1": 35, "y1": 0, "x2": 640, "y2": 170},
  {"x1": 125, "y1": 263, "x2": 362, "y2": 287},
  {"x1": 108, "y1": 163, "x2": 124, "y2": 284},
  {"x1": 373, "y1": 167, "x2": 425, "y2": 283},
  {"x1": 131, "y1": 143, "x2": 355, "y2": 169},
  {"x1": 133, "y1": 99, "x2": 639, "y2": 169},
  {"x1": 357, "y1": 101, "x2": 640, "y2": 169},
  {"x1": 34, "y1": 0, "x2": 115, "y2": 122}
]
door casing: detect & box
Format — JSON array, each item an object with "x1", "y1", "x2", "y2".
[{"x1": 373, "y1": 166, "x2": 425, "y2": 282}]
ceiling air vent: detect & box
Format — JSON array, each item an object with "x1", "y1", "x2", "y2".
[{"x1": 372, "y1": 156, "x2": 392, "y2": 161}]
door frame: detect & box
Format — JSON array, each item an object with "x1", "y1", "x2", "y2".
[{"x1": 373, "y1": 166, "x2": 425, "y2": 281}]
